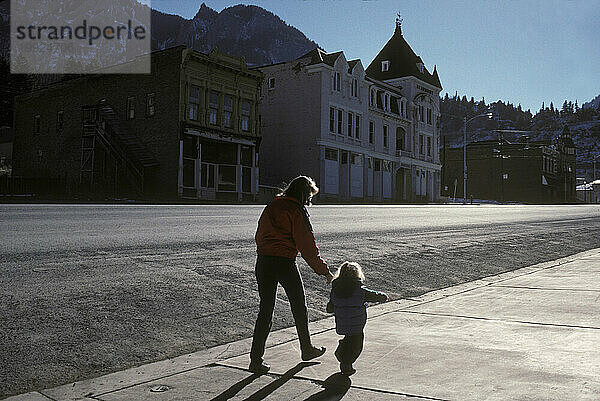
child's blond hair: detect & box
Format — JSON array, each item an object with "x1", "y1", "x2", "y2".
[{"x1": 333, "y1": 261, "x2": 365, "y2": 282}]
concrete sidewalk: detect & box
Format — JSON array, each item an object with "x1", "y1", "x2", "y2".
[{"x1": 9, "y1": 248, "x2": 600, "y2": 401}]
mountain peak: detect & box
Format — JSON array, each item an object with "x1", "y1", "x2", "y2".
[{"x1": 193, "y1": 2, "x2": 217, "y2": 21}]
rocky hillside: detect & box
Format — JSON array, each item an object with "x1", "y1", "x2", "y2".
[
  {"x1": 151, "y1": 3, "x2": 319, "y2": 66},
  {"x1": 0, "y1": 2, "x2": 319, "y2": 67}
]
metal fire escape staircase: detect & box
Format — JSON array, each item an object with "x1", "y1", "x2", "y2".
[{"x1": 80, "y1": 101, "x2": 158, "y2": 196}]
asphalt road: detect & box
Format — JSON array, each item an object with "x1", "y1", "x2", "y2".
[
  {"x1": 2, "y1": 203, "x2": 600, "y2": 398},
  {"x1": 2, "y1": 203, "x2": 600, "y2": 257}
]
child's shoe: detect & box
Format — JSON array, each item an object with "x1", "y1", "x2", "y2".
[{"x1": 340, "y1": 363, "x2": 356, "y2": 375}]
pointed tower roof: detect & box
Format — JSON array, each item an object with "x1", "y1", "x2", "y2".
[{"x1": 366, "y1": 24, "x2": 442, "y2": 89}]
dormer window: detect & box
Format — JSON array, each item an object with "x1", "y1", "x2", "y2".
[
  {"x1": 332, "y1": 72, "x2": 341, "y2": 91},
  {"x1": 416, "y1": 62, "x2": 424, "y2": 73},
  {"x1": 381, "y1": 60, "x2": 390, "y2": 72},
  {"x1": 268, "y1": 77, "x2": 275, "y2": 89},
  {"x1": 351, "y1": 78, "x2": 358, "y2": 97}
]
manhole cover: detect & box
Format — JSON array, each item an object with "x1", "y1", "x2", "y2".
[{"x1": 149, "y1": 385, "x2": 171, "y2": 393}]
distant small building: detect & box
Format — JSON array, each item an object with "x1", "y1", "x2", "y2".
[
  {"x1": 442, "y1": 126, "x2": 577, "y2": 203},
  {"x1": 577, "y1": 180, "x2": 600, "y2": 203},
  {"x1": 12, "y1": 46, "x2": 263, "y2": 200}
]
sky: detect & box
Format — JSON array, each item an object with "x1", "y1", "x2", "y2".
[{"x1": 151, "y1": 0, "x2": 600, "y2": 114}]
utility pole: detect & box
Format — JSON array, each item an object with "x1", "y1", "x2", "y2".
[{"x1": 463, "y1": 117, "x2": 467, "y2": 203}]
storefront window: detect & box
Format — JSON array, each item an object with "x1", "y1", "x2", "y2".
[{"x1": 218, "y1": 165, "x2": 237, "y2": 191}]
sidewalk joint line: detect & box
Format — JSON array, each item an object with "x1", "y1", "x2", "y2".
[
  {"x1": 400, "y1": 310, "x2": 600, "y2": 330},
  {"x1": 492, "y1": 284, "x2": 600, "y2": 293},
  {"x1": 90, "y1": 365, "x2": 206, "y2": 398},
  {"x1": 217, "y1": 362, "x2": 450, "y2": 401},
  {"x1": 36, "y1": 392, "x2": 57, "y2": 401}
]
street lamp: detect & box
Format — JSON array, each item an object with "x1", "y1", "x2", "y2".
[{"x1": 463, "y1": 112, "x2": 493, "y2": 203}]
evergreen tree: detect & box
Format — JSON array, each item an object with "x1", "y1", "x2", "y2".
[{"x1": 561, "y1": 100, "x2": 568, "y2": 116}]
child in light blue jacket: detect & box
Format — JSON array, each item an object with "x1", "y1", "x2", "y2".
[{"x1": 326, "y1": 261, "x2": 389, "y2": 375}]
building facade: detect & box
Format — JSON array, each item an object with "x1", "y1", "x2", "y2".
[
  {"x1": 257, "y1": 22, "x2": 442, "y2": 202},
  {"x1": 12, "y1": 47, "x2": 263, "y2": 200},
  {"x1": 442, "y1": 127, "x2": 577, "y2": 203}
]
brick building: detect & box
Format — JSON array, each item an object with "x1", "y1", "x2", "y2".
[
  {"x1": 257, "y1": 20, "x2": 442, "y2": 202},
  {"x1": 12, "y1": 46, "x2": 263, "y2": 201},
  {"x1": 442, "y1": 126, "x2": 577, "y2": 203}
]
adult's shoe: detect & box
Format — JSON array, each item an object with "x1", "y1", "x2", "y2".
[{"x1": 301, "y1": 346, "x2": 326, "y2": 361}]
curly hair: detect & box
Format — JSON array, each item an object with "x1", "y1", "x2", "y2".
[{"x1": 333, "y1": 261, "x2": 365, "y2": 282}]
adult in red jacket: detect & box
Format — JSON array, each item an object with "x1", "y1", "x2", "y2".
[{"x1": 249, "y1": 176, "x2": 334, "y2": 374}]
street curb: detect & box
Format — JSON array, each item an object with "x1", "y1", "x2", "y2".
[{"x1": 8, "y1": 247, "x2": 600, "y2": 401}]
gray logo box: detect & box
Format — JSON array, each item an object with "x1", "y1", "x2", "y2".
[{"x1": 11, "y1": 0, "x2": 151, "y2": 74}]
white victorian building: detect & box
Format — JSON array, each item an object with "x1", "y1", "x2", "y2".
[{"x1": 257, "y1": 21, "x2": 442, "y2": 202}]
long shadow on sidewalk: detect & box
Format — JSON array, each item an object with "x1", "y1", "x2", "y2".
[
  {"x1": 303, "y1": 373, "x2": 351, "y2": 401},
  {"x1": 210, "y1": 361, "x2": 320, "y2": 401}
]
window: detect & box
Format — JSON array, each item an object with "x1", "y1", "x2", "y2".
[
  {"x1": 367, "y1": 157, "x2": 373, "y2": 169},
  {"x1": 56, "y1": 111, "x2": 64, "y2": 132},
  {"x1": 419, "y1": 134, "x2": 424, "y2": 154},
  {"x1": 268, "y1": 77, "x2": 275, "y2": 89},
  {"x1": 182, "y1": 135, "x2": 197, "y2": 188},
  {"x1": 223, "y1": 95, "x2": 233, "y2": 128},
  {"x1": 370, "y1": 89, "x2": 375, "y2": 106},
  {"x1": 333, "y1": 72, "x2": 341, "y2": 91},
  {"x1": 33, "y1": 114, "x2": 41, "y2": 134},
  {"x1": 329, "y1": 107, "x2": 335, "y2": 132},
  {"x1": 351, "y1": 153, "x2": 363, "y2": 166},
  {"x1": 374, "y1": 158, "x2": 381, "y2": 171},
  {"x1": 427, "y1": 136, "x2": 432, "y2": 156},
  {"x1": 218, "y1": 165, "x2": 236, "y2": 191},
  {"x1": 419, "y1": 104, "x2": 424, "y2": 122},
  {"x1": 383, "y1": 125, "x2": 388, "y2": 148},
  {"x1": 341, "y1": 151, "x2": 348, "y2": 164},
  {"x1": 369, "y1": 121, "x2": 374, "y2": 144},
  {"x1": 200, "y1": 163, "x2": 215, "y2": 188},
  {"x1": 347, "y1": 112, "x2": 353, "y2": 137},
  {"x1": 241, "y1": 145, "x2": 253, "y2": 167},
  {"x1": 383, "y1": 160, "x2": 391, "y2": 172},
  {"x1": 209, "y1": 91, "x2": 219, "y2": 125},
  {"x1": 146, "y1": 93, "x2": 156, "y2": 117},
  {"x1": 400, "y1": 100, "x2": 405, "y2": 117},
  {"x1": 381, "y1": 60, "x2": 390, "y2": 72},
  {"x1": 126, "y1": 96, "x2": 135, "y2": 119},
  {"x1": 189, "y1": 86, "x2": 200, "y2": 120},
  {"x1": 385, "y1": 93, "x2": 390, "y2": 112},
  {"x1": 337, "y1": 109, "x2": 343, "y2": 134},
  {"x1": 355, "y1": 115, "x2": 360, "y2": 138},
  {"x1": 242, "y1": 166, "x2": 252, "y2": 193},
  {"x1": 241, "y1": 100, "x2": 250, "y2": 131},
  {"x1": 427, "y1": 108, "x2": 432, "y2": 125},
  {"x1": 325, "y1": 147, "x2": 338, "y2": 161},
  {"x1": 396, "y1": 127, "x2": 405, "y2": 151},
  {"x1": 351, "y1": 78, "x2": 358, "y2": 97}
]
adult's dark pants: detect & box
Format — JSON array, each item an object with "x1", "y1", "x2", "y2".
[
  {"x1": 250, "y1": 255, "x2": 311, "y2": 364},
  {"x1": 335, "y1": 333, "x2": 364, "y2": 366}
]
